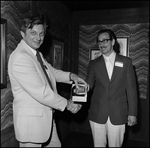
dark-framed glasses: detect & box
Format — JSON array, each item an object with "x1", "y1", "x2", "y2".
[{"x1": 97, "y1": 39, "x2": 111, "y2": 45}]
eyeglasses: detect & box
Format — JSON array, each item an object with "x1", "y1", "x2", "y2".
[{"x1": 97, "y1": 39, "x2": 111, "y2": 45}]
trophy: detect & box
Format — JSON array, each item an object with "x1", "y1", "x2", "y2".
[{"x1": 71, "y1": 83, "x2": 87, "y2": 102}]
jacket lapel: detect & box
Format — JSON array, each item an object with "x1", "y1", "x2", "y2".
[
  {"x1": 111, "y1": 54, "x2": 123, "y2": 83},
  {"x1": 20, "y1": 40, "x2": 48, "y2": 85},
  {"x1": 97, "y1": 56, "x2": 110, "y2": 82}
]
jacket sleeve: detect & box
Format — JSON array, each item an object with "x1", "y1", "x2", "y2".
[
  {"x1": 86, "y1": 61, "x2": 95, "y2": 89},
  {"x1": 126, "y1": 59, "x2": 138, "y2": 116}
]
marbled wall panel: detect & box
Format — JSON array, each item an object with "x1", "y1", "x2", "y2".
[
  {"x1": 79, "y1": 23, "x2": 149, "y2": 100},
  {"x1": 1, "y1": 1, "x2": 32, "y2": 132}
]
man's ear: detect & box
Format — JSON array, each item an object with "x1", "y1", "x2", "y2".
[{"x1": 20, "y1": 31, "x2": 25, "y2": 38}]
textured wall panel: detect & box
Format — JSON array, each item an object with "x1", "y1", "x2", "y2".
[{"x1": 79, "y1": 23, "x2": 149, "y2": 99}]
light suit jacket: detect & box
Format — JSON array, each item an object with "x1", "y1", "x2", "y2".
[
  {"x1": 86, "y1": 54, "x2": 138, "y2": 125},
  {"x1": 8, "y1": 40, "x2": 71, "y2": 143}
]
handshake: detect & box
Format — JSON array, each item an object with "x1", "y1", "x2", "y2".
[{"x1": 66, "y1": 100, "x2": 82, "y2": 114}]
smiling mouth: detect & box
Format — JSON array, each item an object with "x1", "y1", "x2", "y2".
[
  {"x1": 100, "y1": 47, "x2": 106, "y2": 50},
  {"x1": 34, "y1": 41, "x2": 41, "y2": 45}
]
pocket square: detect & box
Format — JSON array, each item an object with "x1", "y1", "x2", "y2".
[{"x1": 115, "y1": 61, "x2": 123, "y2": 67}]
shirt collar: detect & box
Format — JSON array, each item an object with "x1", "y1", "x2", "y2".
[
  {"x1": 22, "y1": 40, "x2": 37, "y2": 56},
  {"x1": 103, "y1": 51, "x2": 116, "y2": 60}
]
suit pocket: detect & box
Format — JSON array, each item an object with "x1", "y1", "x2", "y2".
[{"x1": 17, "y1": 107, "x2": 43, "y2": 135}]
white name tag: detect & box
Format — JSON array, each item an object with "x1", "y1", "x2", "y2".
[{"x1": 115, "y1": 61, "x2": 123, "y2": 67}]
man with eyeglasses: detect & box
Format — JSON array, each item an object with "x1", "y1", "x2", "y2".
[{"x1": 86, "y1": 29, "x2": 138, "y2": 147}]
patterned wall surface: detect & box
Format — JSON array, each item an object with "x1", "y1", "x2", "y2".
[
  {"x1": 79, "y1": 23, "x2": 149, "y2": 99},
  {"x1": 1, "y1": 1, "x2": 32, "y2": 131}
]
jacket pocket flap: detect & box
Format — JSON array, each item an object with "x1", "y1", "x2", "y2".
[{"x1": 18, "y1": 107, "x2": 43, "y2": 116}]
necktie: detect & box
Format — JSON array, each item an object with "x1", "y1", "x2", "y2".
[
  {"x1": 36, "y1": 51, "x2": 53, "y2": 90},
  {"x1": 105, "y1": 57, "x2": 113, "y2": 80}
]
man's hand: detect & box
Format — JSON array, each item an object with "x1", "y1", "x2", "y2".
[
  {"x1": 70, "y1": 73, "x2": 89, "y2": 92},
  {"x1": 127, "y1": 115, "x2": 137, "y2": 126},
  {"x1": 66, "y1": 100, "x2": 82, "y2": 114}
]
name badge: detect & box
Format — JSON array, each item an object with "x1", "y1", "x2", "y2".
[{"x1": 115, "y1": 61, "x2": 123, "y2": 67}]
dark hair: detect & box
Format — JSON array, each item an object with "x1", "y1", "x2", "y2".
[
  {"x1": 97, "y1": 29, "x2": 120, "y2": 54},
  {"x1": 20, "y1": 15, "x2": 47, "y2": 33}
]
